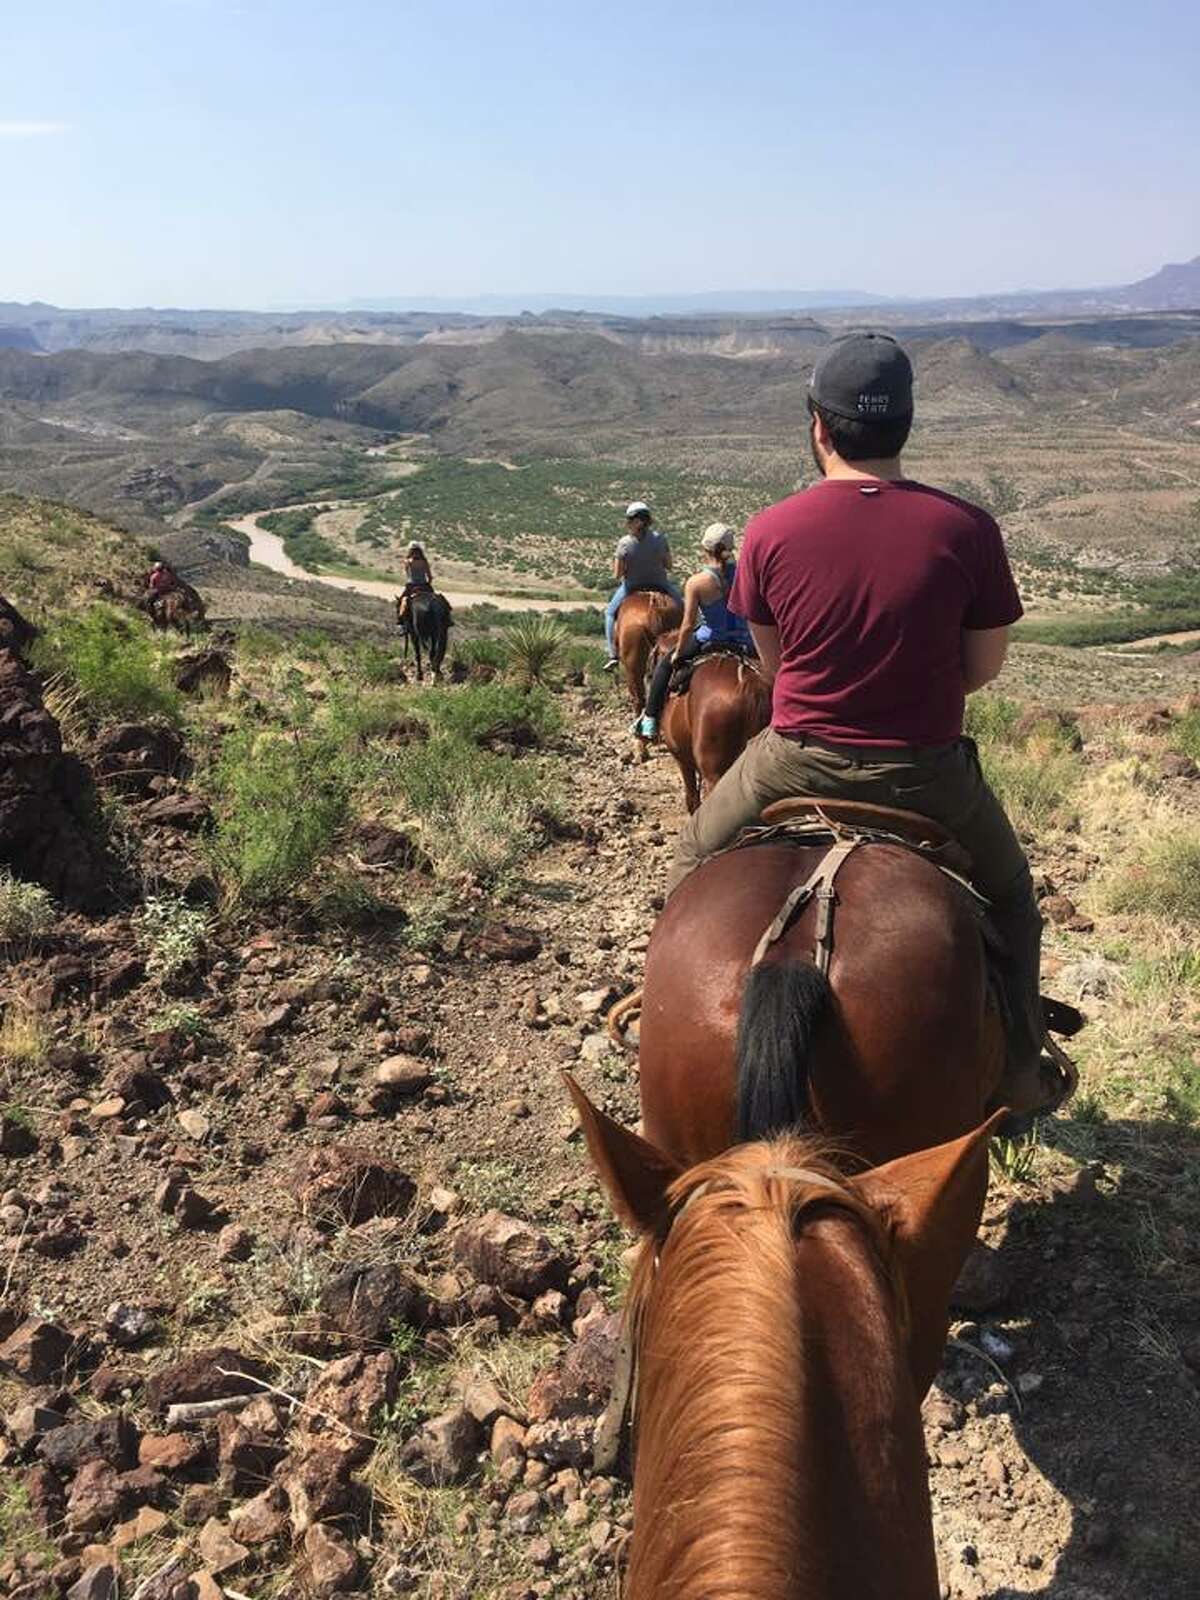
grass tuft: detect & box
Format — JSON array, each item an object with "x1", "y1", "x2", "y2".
[{"x1": 0, "y1": 872, "x2": 56, "y2": 940}]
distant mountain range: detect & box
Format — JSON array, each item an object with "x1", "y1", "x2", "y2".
[
  {"x1": 335, "y1": 289, "x2": 888, "y2": 315},
  {"x1": 0, "y1": 256, "x2": 1196, "y2": 361}
]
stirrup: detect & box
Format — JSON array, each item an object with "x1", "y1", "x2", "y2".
[{"x1": 994, "y1": 1037, "x2": 1078, "y2": 1139}]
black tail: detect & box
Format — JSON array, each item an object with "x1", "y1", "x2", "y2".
[{"x1": 735, "y1": 960, "x2": 832, "y2": 1142}]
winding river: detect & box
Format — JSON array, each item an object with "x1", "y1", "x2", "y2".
[{"x1": 229, "y1": 510, "x2": 601, "y2": 614}]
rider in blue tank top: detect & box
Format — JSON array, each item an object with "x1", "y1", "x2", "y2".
[{"x1": 635, "y1": 523, "x2": 755, "y2": 740}]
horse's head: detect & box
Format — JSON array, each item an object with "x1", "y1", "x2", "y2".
[{"x1": 564, "y1": 1072, "x2": 1000, "y2": 1397}]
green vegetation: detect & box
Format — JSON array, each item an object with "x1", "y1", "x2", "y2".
[
  {"x1": 1106, "y1": 829, "x2": 1200, "y2": 924},
  {"x1": 32, "y1": 604, "x2": 182, "y2": 725},
  {"x1": 501, "y1": 616, "x2": 568, "y2": 687},
  {"x1": 1016, "y1": 572, "x2": 1200, "y2": 647},
  {"x1": 259, "y1": 505, "x2": 354, "y2": 572},
  {"x1": 350, "y1": 457, "x2": 782, "y2": 591},
  {"x1": 137, "y1": 894, "x2": 210, "y2": 980},
  {"x1": 0, "y1": 872, "x2": 56, "y2": 940},
  {"x1": 205, "y1": 728, "x2": 356, "y2": 906},
  {"x1": 967, "y1": 693, "x2": 1083, "y2": 831},
  {"x1": 1172, "y1": 707, "x2": 1200, "y2": 763}
]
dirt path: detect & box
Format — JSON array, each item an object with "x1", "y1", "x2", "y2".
[
  {"x1": 230, "y1": 509, "x2": 603, "y2": 614},
  {"x1": 2, "y1": 680, "x2": 1194, "y2": 1598}
]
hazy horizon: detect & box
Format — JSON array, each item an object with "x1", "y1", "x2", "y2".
[{"x1": 4, "y1": 0, "x2": 1199, "y2": 308}]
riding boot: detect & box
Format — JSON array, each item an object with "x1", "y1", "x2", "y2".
[{"x1": 988, "y1": 896, "x2": 1058, "y2": 1117}]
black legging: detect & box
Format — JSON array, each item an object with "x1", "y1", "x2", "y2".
[{"x1": 645, "y1": 633, "x2": 705, "y2": 721}]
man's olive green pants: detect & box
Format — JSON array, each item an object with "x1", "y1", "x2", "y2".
[{"x1": 667, "y1": 727, "x2": 1045, "y2": 1072}]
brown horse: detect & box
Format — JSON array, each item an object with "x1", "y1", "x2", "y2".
[
  {"x1": 635, "y1": 827, "x2": 1010, "y2": 1171},
  {"x1": 148, "y1": 583, "x2": 206, "y2": 637},
  {"x1": 657, "y1": 643, "x2": 772, "y2": 812},
  {"x1": 569, "y1": 1076, "x2": 1000, "y2": 1600},
  {"x1": 615, "y1": 590, "x2": 683, "y2": 716}
]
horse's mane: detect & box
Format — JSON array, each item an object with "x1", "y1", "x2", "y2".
[{"x1": 624, "y1": 1137, "x2": 905, "y2": 1600}]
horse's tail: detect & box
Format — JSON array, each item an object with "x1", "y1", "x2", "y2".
[{"x1": 735, "y1": 960, "x2": 832, "y2": 1141}]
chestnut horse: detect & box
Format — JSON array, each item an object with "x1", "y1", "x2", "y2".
[
  {"x1": 615, "y1": 590, "x2": 683, "y2": 716},
  {"x1": 635, "y1": 830, "x2": 1009, "y2": 1171},
  {"x1": 657, "y1": 645, "x2": 772, "y2": 812},
  {"x1": 569, "y1": 1076, "x2": 1000, "y2": 1600}
]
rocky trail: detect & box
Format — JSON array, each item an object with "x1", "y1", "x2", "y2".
[{"x1": 1, "y1": 649, "x2": 1197, "y2": 1599}]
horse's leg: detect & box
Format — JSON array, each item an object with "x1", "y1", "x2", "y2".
[{"x1": 413, "y1": 628, "x2": 423, "y2": 684}]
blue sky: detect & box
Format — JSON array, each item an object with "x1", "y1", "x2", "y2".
[{"x1": 3, "y1": 0, "x2": 1198, "y2": 308}]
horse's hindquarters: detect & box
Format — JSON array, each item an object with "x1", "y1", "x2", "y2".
[{"x1": 638, "y1": 843, "x2": 997, "y2": 1168}]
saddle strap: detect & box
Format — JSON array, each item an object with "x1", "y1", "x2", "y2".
[{"x1": 750, "y1": 838, "x2": 861, "y2": 973}]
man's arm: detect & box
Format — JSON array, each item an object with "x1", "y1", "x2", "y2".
[
  {"x1": 748, "y1": 621, "x2": 781, "y2": 682},
  {"x1": 962, "y1": 626, "x2": 1010, "y2": 693}
]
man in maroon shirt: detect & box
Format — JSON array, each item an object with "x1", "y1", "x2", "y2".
[{"x1": 667, "y1": 331, "x2": 1052, "y2": 1112}]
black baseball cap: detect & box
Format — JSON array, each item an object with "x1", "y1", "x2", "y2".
[{"x1": 809, "y1": 332, "x2": 913, "y2": 421}]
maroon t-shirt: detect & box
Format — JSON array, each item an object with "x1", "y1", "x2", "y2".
[{"x1": 729, "y1": 478, "x2": 1023, "y2": 747}]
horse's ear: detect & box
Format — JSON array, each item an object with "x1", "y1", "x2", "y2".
[
  {"x1": 562, "y1": 1073, "x2": 683, "y2": 1235},
  {"x1": 851, "y1": 1112, "x2": 1005, "y2": 1395}
]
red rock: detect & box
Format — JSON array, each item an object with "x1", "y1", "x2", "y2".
[
  {"x1": 66, "y1": 1461, "x2": 125, "y2": 1533},
  {"x1": 473, "y1": 923, "x2": 542, "y2": 962},
  {"x1": 138, "y1": 1432, "x2": 206, "y2": 1472},
  {"x1": 300, "y1": 1147, "x2": 416, "y2": 1226},
  {"x1": 527, "y1": 1314, "x2": 621, "y2": 1423},
  {"x1": 400, "y1": 1405, "x2": 482, "y2": 1486},
  {"x1": 303, "y1": 1523, "x2": 359, "y2": 1596},
  {"x1": 491, "y1": 1416, "x2": 528, "y2": 1467},
  {"x1": 144, "y1": 1347, "x2": 269, "y2": 1414},
  {"x1": 453, "y1": 1211, "x2": 568, "y2": 1301},
  {"x1": 25, "y1": 1463, "x2": 65, "y2": 1530},
  {"x1": 39, "y1": 1413, "x2": 137, "y2": 1473},
  {"x1": 294, "y1": 1351, "x2": 397, "y2": 1466},
  {"x1": 197, "y1": 1516, "x2": 248, "y2": 1575},
  {"x1": 228, "y1": 1484, "x2": 288, "y2": 1546},
  {"x1": 279, "y1": 1444, "x2": 354, "y2": 1537},
  {"x1": 0, "y1": 1318, "x2": 74, "y2": 1382},
  {"x1": 315, "y1": 1262, "x2": 426, "y2": 1346}
]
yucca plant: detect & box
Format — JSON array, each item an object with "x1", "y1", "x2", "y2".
[{"x1": 501, "y1": 616, "x2": 568, "y2": 687}]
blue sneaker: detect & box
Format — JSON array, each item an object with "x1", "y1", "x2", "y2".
[{"x1": 632, "y1": 715, "x2": 657, "y2": 739}]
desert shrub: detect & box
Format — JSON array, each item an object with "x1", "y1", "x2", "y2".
[
  {"x1": 138, "y1": 893, "x2": 209, "y2": 979},
  {"x1": 307, "y1": 870, "x2": 401, "y2": 929},
  {"x1": 1106, "y1": 830, "x2": 1200, "y2": 924},
  {"x1": 33, "y1": 604, "x2": 181, "y2": 725},
  {"x1": 324, "y1": 683, "x2": 416, "y2": 746},
  {"x1": 501, "y1": 616, "x2": 568, "y2": 686},
  {"x1": 411, "y1": 682, "x2": 560, "y2": 746},
  {"x1": 1172, "y1": 707, "x2": 1200, "y2": 762},
  {"x1": 351, "y1": 643, "x2": 403, "y2": 685},
  {"x1": 425, "y1": 785, "x2": 535, "y2": 882},
  {"x1": 0, "y1": 872, "x2": 56, "y2": 940},
  {"x1": 452, "y1": 638, "x2": 506, "y2": 671},
  {"x1": 206, "y1": 729, "x2": 354, "y2": 905},
  {"x1": 0, "y1": 1005, "x2": 49, "y2": 1068},
  {"x1": 979, "y1": 743, "x2": 1082, "y2": 833},
  {"x1": 964, "y1": 692, "x2": 1021, "y2": 746}
]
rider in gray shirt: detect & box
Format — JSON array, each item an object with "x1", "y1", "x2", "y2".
[{"x1": 603, "y1": 501, "x2": 683, "y2": 668}]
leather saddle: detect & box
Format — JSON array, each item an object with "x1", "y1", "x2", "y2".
[{"x1": 757, "y1": 797, "x2": 974, "y2": 878}]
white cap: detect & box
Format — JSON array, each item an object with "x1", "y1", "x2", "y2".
[
  {"x1": 701, "y1": 522, "x2": 735, "y2": 553},
  {"x1": 406, "y1": 541, "x2": 422, "y2": 554},
  {"x1": 624, "y1": 501, "x2": 651, "y2": 519}
]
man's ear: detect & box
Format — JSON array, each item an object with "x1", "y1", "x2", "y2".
[
  {"x1": 851, "y1": 1113, "x2": 1005, "y2": 1395},
  {"x1": 563, "y1": 1072, "x2": 683, "y2": 1235}
]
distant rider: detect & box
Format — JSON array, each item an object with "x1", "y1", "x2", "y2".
[
  {"x1": 399, "y1": 541, "x2": 433, "y2": 625},
  {"x1": 666, "y1": 332, "x2": 1057, "y2": 1119},
  {"x1": 145, "y1": 560, "x2": 177, "y2": 619},
  {"x1": 634, "y1": 522, "x2": 753, "y2": 739},
  {"x1": 602, "y1": 502, "x2": 683, "y2": 671}
]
